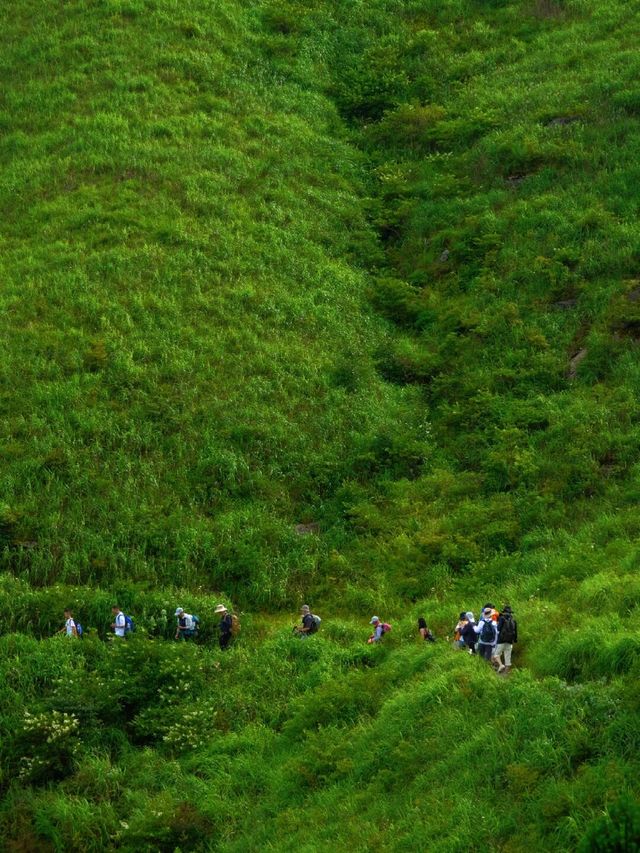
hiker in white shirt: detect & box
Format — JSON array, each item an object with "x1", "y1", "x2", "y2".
[
  {"x1": 111, "y1": 605, "x2": 126, "y2": 637},
  {"x1": 174, "y1": 607, "x2": 196, "y2": 640},
  {"x1": 58, "y1": 608, "x2": 78, "y2": 638}
]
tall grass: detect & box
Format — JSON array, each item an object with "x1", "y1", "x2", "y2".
[{"x1": 1, "y1": 0, "x2": 640, "y2": 848}]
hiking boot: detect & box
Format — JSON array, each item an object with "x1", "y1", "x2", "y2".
[{"x1": 497, "y1": 664, "x2": 506, "y2": 674}]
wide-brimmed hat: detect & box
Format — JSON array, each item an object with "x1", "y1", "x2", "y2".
[
  {"x1": 174, "y1": 607, "x2": 184, "y2": 616},
  {"x1": 214, "y1": 604, "x2": 228, "y2": 614},
  {"x1": 370, "y1": 616, "x2": 380, "y2": 624}
]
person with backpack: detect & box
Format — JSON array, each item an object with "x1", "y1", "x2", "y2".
[
  {"x1": 294, "y1": 604, "x2": 320, "y2": 637},
  {"x1": 111, "y1": 605, "x2": 126, "y2": 638},
  {"x1": 58, "y1": 609, "x2": 79, "y2": 638},
  {"x1": 215, "y1": 603, "x2": 233, "y2": 651},
  {"x1": 474, "y1": 607, "x2": 498, "y2": 661},
  {"x1": 460, "y1": 611, "x2": 477, "y2": 654},
  {"x1": 494, "y1": 605, "x2": 517, "y2": 673},
  {"x1": 453, "y1": 612, "x2": 468, "y2": 648},
  {"x1": 174, "y1": 607, "x2": 198, "y2": 641},
  {"x1": 418, "y1": 617, "x2": 435, "y2": 642},
  {"x1": 368, "y1": 616, "x2": 390, "y2": 644}
]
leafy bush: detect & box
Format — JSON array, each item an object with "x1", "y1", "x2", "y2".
[
  {"x1": 579, "y1": 796, "x2": 640, "y2": 852},
  {"x1": 18, "y1": 710, "x2": 81, "y2": 783}
]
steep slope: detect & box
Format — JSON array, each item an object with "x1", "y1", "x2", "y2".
[
  {"x1": 1, "y1": 0, "x2": 639, "y2": 851},
  {"x1": 0, "y1": 0, "x2": 415, "y2": 602}
]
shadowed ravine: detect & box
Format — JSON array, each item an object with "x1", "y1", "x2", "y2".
[{"x1": 0, "y1": 0, "x2": 639, "y2": 850}]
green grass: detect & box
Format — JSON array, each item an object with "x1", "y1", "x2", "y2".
[
  {"x1": 1, "y1": 0, "x2": 640, "y2": 849},
  {"x1": 0, "y1": 0, "x2": 409, "y2": 601}
]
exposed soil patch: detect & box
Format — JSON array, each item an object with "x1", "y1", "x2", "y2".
[
  {"x1": 295, "y1": 522, "x2": 320, "y2": 536},
  {"x1": 567, "y1": 347, "x2": 587, "y2": 379}
]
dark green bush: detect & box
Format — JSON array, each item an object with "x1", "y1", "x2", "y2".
[{"x1": 579, "y1": 795, "x2": 640, "y2": 852}]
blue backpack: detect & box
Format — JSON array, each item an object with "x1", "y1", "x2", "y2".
[
  {"x1": 76, "y1": 622, "x2": 84, "y2": 638},
  {"x1": 186, "y1": 615, "x2": 200, "y2": 637},
  {"x1": 124, "y1": 615, "x2": 135, "y2": 634}
]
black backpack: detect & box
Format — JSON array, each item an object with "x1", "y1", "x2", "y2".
[
  {"x1": 480, "y1": 619, "x2": 495, "y2": 644},
  {"x1": 499, "y1": 616, "x2": 516, "y2": 643}
]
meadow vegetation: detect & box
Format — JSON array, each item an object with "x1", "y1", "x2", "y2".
[{"x1": 1, "y1": 0, "x2": 639, "y2": 849}]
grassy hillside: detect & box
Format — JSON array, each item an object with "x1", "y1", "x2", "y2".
[
  {"x1": 1, "y1": 0, "x2": 640, "y2": 850},
  {"x1": 0, "y1": 0, "x2": 416, "y2": 602}
]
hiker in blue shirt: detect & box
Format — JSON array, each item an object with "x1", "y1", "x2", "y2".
[{"x1": 368, "y1": 616, "x2": 385, "y2": 644}]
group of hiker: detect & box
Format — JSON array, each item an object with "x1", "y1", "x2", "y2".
[
  {"x1": 453, "y1": 604, "x2": 517, "y2": 673},
  {"x1": 294, "y1": 611, "x2": 436, "y2": 646},
  {"x1": 57, "y1": 601, "x2": 517, "y2": 671},
  {"x1": 173, "y1": 604, "x2": 238, "y2": 649},
  {"x1": 363, "y1": 606, "x2": 517, "y2": 674},
  {"x1": 367, "y1": 615, "x2": 434, "y2": 644},
  {"x1": 58, "y1": 603, "x2": 239, "y2": 650}
]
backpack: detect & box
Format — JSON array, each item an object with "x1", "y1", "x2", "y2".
[
  {"x1": 381, "y1": 622, "x2": 392, "y2": 634},
  {"x1": 499, "y1": 616, "x2": 516, "y2": 643},
  {"x1": 75, "y1": 622, "x2": 83, "y2": 639},
  {"x1": 191, "y1": 615, "x2": 200, "y2": 630},
  {"x1": 306, "y1": 614, "x2": 320, "y2": 634},
  {"x1": 124, "y1": 615, "x2": 135, "y2": 634},
  {"x1": 480, "y1": 619, "x2": 495, "y2": 644},
  {"x1": 230, "y1": 613, "x2": 240, "y2": 636},
  {"x1": 425, "y1": 629, "x2": 435, "y2": 642}
]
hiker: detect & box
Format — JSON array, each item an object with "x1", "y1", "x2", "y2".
[
  {"x1": 111, "y1": 605, "x2": 126, "y2": 638},
  {"x1": 174, "y1": 607, "x2": 197, "y2": 641},
  {"x1": 453, "y1": 612, "x2": 468, "y2": 648},
  {"x1": 494, "y1": 605, "x2": 518, "y2": 673},
  {"x1": 460, "y1": 611, "x2": 477, "y2": 654},
  {"x1": 418, "y1": 617, "x2": 435, "y2": 642},
  {"x1": 368, "y1": 616, "x2": 389, "y2": 644},
  {"x1": 474, "y1": 606, "x2": 498, "y2": 661},
  {"x1": 480, "y1": 603, "x2": 498, "y2": 621},
  {"x1": 215, "y1": 604, "x2": 233, "y2": 651},
  {"x1": 59, "y1": 608, "x2": 78, "y2": 638},
  {"x1": 294, "y1": 604, "x2": 319, "y2": 637}
]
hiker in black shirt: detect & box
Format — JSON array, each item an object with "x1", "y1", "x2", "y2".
[
  {"x1": 215, "y1": 603, "x2": 233, "y2": 651},
  {"x1": 418, "y1": 617, "x2": 435, "y2": 642},
  {"x1": 294, "y1": 604, "x2": 318, "y2": 637},
  {"x1": 494, "y1": 605, "x2": 517, "y2": 673},
  {"x1": 460, "y1": 612, "x2": 477, "y2": 654}
]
